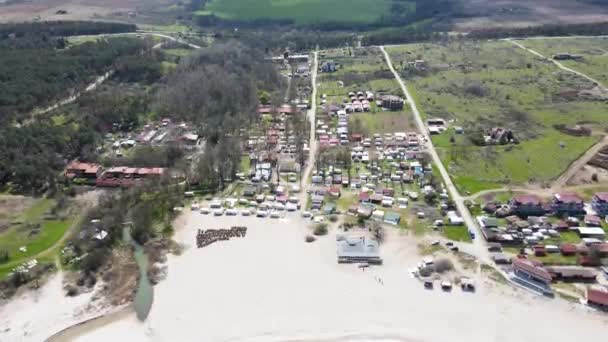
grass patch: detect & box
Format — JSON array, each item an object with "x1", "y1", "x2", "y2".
[
  {"x1": 162, "y1": 48, "x2": 194, "y2": 57},
  {"x1": 336, "y1": 193, "x2": 356, "y2": 212},
  {"x1": 240, "y1": 156, "x2": 251, "y2": 173},
  {"x1": 349, "y1": 111, "x2": 415, "y2": 135},
  {"x1": 529, "y1": 253, "x2": 578, "y2": 266},
  {"x1": 454, "y1": 176, "x2": 503, "y2": 195},
  {"x1": 417, "y1": 243, "x2": 444, "y2": 256},
  {"x1": 198, "y1": 0, "x2": 398, "y2": 25},
  {"x1": 387, "y1": 41, "x2": 606, "y2": 189},
  {"x1": 442, "y1": 225, "x2": 472, "y2": 242}
]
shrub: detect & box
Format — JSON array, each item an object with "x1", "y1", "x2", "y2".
[
  {"x1": 305, "y1": 235, "x2": 316, "y2": 243},
  {"x1": 328, "y1": 214, "x2": 338, "y2": 223},
  {"x1": 434, "y1": 259, "x2": 454, "y2": 273},
  {"x1": 313, "y1": 223, "x2": 328, "y2": 236}
]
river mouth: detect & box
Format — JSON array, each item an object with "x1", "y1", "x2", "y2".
[{"x1": 123, "y1": 227, "x2": 154, "y2": 321}]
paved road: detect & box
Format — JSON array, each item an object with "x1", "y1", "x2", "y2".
[
  {"x1": 299, "y1": 51, "x2": 319, "y2": 207},
  {"x1": 380, "y1": 46, "x2": 490, "y2": 262},
  {"x1": 508, "y1": 39, "x2": 606, "y2": 90}
]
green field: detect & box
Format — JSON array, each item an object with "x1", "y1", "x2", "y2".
[
  {"x1": 198, "y1": 0, "x2": 399, "y2": 25},
  {"x1": 519, "y1": 37, "x2": 608, "y2": 87},
  {"x1": 442, "y1": 225, "x2": 472, "y2": 242},
  {"x1": 0, "y1": 198, "x2": 75, "y2": 279},
  {"x1": 387, "y1": 41, "x2": 606, "y2": 193}
]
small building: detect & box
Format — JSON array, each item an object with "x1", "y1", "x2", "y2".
[
  {"x1": 323, "y1": 203, "x2": 336, "y2": 215},
  {"x1": 381, "y1": 95, "x2": 404, "y2": 111},
  {"x1": 574, "y1": 227, "x2": 606, "y2": 239},
  {"x1": 591, "y1": 192, "x2": 608, "y2": 216},
  {"x1": 337, "y1": 236, "x2": 382, "y2": 264},
  {"x1": 491, "y1": 253, "x2": 511, "y2": 264},
  {"x1": 509, "y1": 195, "x2": 544, "y2": 217},
  {"x1": 546, "y1": 266, "x2": 597, "y2": 282},
  {"x1": 358, "y1": 192, "x2": 370, "y2": 203},
  {"x1": 587, "y1": 287, "x2": 608, "y2": 310}
]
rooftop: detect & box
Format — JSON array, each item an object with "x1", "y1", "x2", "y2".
[{"x1": 554, "y1": 192, "x2": 583, "y2": 204}]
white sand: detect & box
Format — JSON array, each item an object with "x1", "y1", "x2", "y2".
[
  {"x1": 0, "y1": 271, "x2": 111, "y2": 342},
  {"x1": 63, "y1": 211, "x2": 608, "y2": 342}
]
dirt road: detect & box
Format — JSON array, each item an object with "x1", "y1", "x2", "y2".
[
  {"x1": 508, "y1": 39, "x2": 607, "y2": 90},
  {"x1": 30, "y1": 32, "x2": 201, "y2": 120},
  {"x1": 299, "y1": 51, "x2": 319, "y2": 207},
  {"x1": 380, "y1": 46, "x2": 490, "y2": 263}
]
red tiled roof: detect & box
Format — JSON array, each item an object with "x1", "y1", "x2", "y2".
[
  {"x1": 597, "y1": 243, "x2": 608, "y2": 253},
  {"x1": 66, "y1": 161, "x2": 101, "y2": 174},
  {"x1": 358, "y1": 192, "x2": 370, "y2": 201},
  {"x1": 554, "y1": 192, "x2": 583, "y2": 204},
  {"x1": 512, "y1": 194, "x2": 541, "y2": 206},
  {"x1": 513, "y1": 257, "x2": 552, "y2": 282},
  {"x1": 594, "y1": 192, "x2": 608, "y2": 202},
  {"x1": 588, "y1": 287, "x2": 608, "y2": 306},
  {"x1": 560, "y1": 244, "x2": 577, "y2": 254},
  {"x1": 584, "y1": 215, "x2": 601, "y2": 224}
]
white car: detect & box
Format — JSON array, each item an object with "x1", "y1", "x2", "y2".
[
  {"x1": 256, "y1": 210, "x2": 268, "y2": 218},
  {"x1": 213, "y1": 208, "x2": 225, "y2": 216},
  {"x1": 226, "y1": 209, "x2": 238, "y2": 216},
  {"x1": 241, "y1": 209, "x2": 251, "y2": 216},
  {"x1": 270, "y1": 211, "x2": 281, "y2": 218},
  {"x1": 302, "y1": 211, "x2": 312, "y2": 218},
  {"x1": 199, "y1": 207, "x2": 210, "y2": 214}
]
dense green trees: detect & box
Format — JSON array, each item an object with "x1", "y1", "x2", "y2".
[
  {"x1": 0, "y1": 37, "x2": 148, "y2": 124},
  {"x1": 0, "y1": 21, "x2": 136, "y2": 39}
]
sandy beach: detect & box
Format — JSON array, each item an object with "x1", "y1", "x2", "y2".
[
  {"x1": 0, "y1": 270, "x2": 114, "y2": 342},
  {"x1": 45, "y1": 209, "x2": 607, "y2": 342}
]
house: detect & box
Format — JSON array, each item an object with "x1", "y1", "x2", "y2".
[
  {"x1": 591, "y1": 193, "x2": 608, "y2": 216},
  {"x1": 65, "y1": 161, "x2": 102, "y2": 181},
  {"x1": 533, "y1": 245, "x2": 547, "y2": 257},
  {"x1": 311, "y1": 194, "x2": 324, "y2": 210},
  {"x1": 321, "y1": 61, "x2": 337, "y2": 72},
  {"x1": 370, "y1": 193, "x2": 383, "y2": 204},
  {"x1": 358, "y1": 192, "x2": 370, "y2": 203},
  {"x1": 509, "y1": 195, "x2": 544, "y2": 217},
  {"x1": 384, "y1": 212, "x2": 401, "y2": 225},
  {"x1": 491, "y1": 253, "x2": 511, "y2": 264},
  {"x1": 584, "y1": 215, "x2": 602, "y2": 227},
  {"x1": 372, "y1": 209, "x2": 385, "y2": 221},
  {"x1": 587, "y1": 287, "x2": 608, "y2": 310},
  {"x1": 381, "y1": 95, "x2": 404, "y2": 111},
  {"x1": 337, "y1": 236, "x2": 382, "y2": 264},
  {"x1": 329, "y1": 186, "x2": 341, "y2": 198},
  {"x1": 323, "y1": 203, "x2": 336, "y2": 215},
  {"x1": 357, "y1": 204, "x2": 373, "y2": 218},
  {"x1": 560, "y1": 243, "x2": 578, "y2": 256},
  {"x1": 551, "y1": 193, "x2": 585, "y2": 216}
]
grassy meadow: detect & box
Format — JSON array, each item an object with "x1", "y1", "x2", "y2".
[
  {"x1": 519, "y1": 37, "x2": 608, "y2": 86},
  {"x1": 198, "y1": 0, "x2": 400, "y2": 25},
  {"x1": 0, "y1": 198, "x2": 76, "y2": 279},
  {"x1": 387, "y1": 41, "x2": 607, "y2": 194}
]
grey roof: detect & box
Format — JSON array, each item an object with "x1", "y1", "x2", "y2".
[{"x1": 337, "y1": 237, "x2": 381, "y2": 260}]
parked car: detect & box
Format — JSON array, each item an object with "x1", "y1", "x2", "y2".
[
  {"x1": 441, "y1": 281, "x2": 452, "y2": 291},
  {"x1": 424, "y1": 280, "x2": 434, "y2": 289}
]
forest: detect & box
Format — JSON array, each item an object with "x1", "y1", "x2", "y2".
[{"x1": 0, "y1": 37, "x2": 149, "y2": 125}]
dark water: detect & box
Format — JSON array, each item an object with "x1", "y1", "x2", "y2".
[{"x1": 123, "y1": 227, "x2": 154, "y2": 321}]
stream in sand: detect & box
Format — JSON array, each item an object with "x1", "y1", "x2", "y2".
[{"x1": 123, "y1": 226, "x2": 154, "y2": 321}]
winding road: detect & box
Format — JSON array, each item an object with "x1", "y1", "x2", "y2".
[{"x1": 380, "y1": 46, "x2": 491, "y2": 262}]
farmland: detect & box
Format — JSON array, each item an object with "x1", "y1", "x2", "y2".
[
  {"x1": 198, "y1": 0, "x2": 399, "y2": 25},
  {"x1": 518, "y1": 37, "x2": 608, "y2": 86},
  {"x1": 387, "y1": 41, "x2": 607, "y2": 194}
]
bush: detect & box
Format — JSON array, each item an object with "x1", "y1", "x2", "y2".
[
  {"x1": 305, "y1": 235, "x2": 316, "y2": 243},
  {"x1": 313, "y1": 223, "x2": 328, "y2": 236},
  {"x1": 328, "y1": 214, "x2": 338, "y2": 223},
  {"x1": 434, "y1": 259, "x2": 454, "y2": 273}
]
